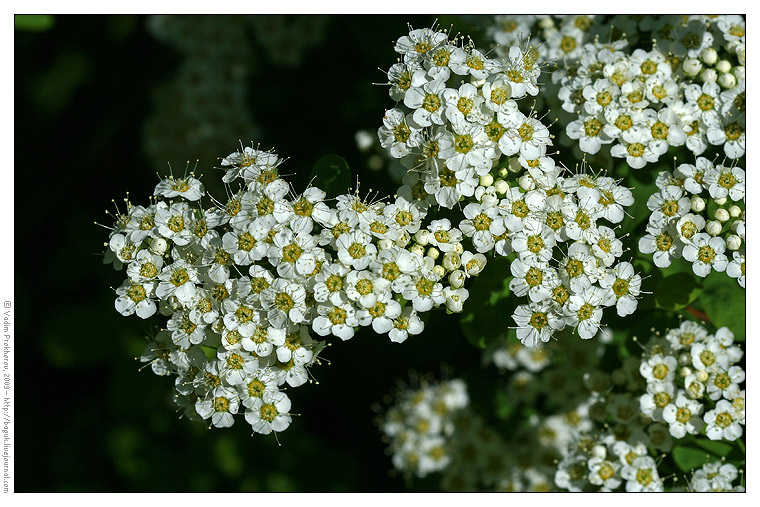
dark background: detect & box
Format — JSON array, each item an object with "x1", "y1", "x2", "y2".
[{"x1": 14, "y1": 14, "x2": 502, "y2": 492}]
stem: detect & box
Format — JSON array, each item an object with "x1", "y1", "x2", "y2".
[{"x1": 684, "y1": 306, "x2": 711, "y2": 324}]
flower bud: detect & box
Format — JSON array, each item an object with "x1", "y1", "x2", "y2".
[
  {"x1": 518, "y1": 174, "x2": 534, "y2": 191},
  {"x1": 442, "y1": 251, "x2": 461, "y2": 271},
  {"x1": 714, "y1": 208, "x2": 730, "y2": 222},
  {"x1": 735, "y1": 44, "x2": 746, "y2": 65},
  {"x1": 700, "y1": 68, "x2": 718, "y2": 83},
  {"x1": 432, "y1": 264, "x2": 446, "y2": 278},
  {"x1": 713, "y1": 196, "x2": 727, "y2": 206},
  {"x1": 494, "y1": 179, "x2": 509, "y2": 195},
  {"x1": 700, "y1": 47, "x2": 718, "y2": 65},
  {"x1": 731, "y1": 219, "x2": 744, "y2": 233},
  {"x1": 378, "y1": 239, "x2": 393, "y2": 251},
  {"x1": 716, "y1": 59, "x2": 732, "y2": 74},
  {"x1": 696, "y1": 369, "x2": 709, "y2": 382},
  {"x1": 705, "y1": 220, "x2": 722, "y2": 236},
  {"x1": 733, "y1": 65, "x2": 745, "y2": 81},
  {"x1": 678, "y1": 353, "x2": 691, "y2": 366},
  {"x1": 449, "y1": 270, "x2": 466, "y2": 289},
  {"x1": 690, "y1": 195, "x2": 706, "y2": 213},
  {"x1": 679, "y1": 366, "x2": 692, "y2": 378},
  {"x1": 414, "y1": 229, "x2": 431, "y2": 246},
  {"x1": 718, "y1": 72, "x2": 736, "y2": 89},
  {"x1": 479, "y1": 173, "x2": 494, "y2": 187},
  {"x1": 683, "y1": 58, "x2": 703, "y2": 76},
  {"x1": 497, "y1": 167, "x2": 509, "y2": 178},
  {"x1": 729, "y1": 205, "x2": 742, "y2": 218},
  {"x1": 426, "y1": 247, "x2": 440, "y2": 261},
  {"x1": 410, "y1": 244, "x2": 425, "y2": 257},
  {"x1": 150, "y1": 237, "x2": 168, "y2": 254},
  {"x1": 726, "y1": 234, "x2": 742, "y2": 251},
  {"x1": 454, "y1": 242, "x2": 464, "y2": 255},
  {"x1": 539, "y1": 17, "x2": 554, "y2": 29}
]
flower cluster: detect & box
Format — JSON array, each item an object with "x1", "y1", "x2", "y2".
[
  {"x1": 551, "y1": 320, "x2": 744, "y2": 492},
  {"x1": 638, "y1": 158, "x2": 745, "y2": 285},
  {"x1": 378, "y1": 25, "x2": 545, "y2": 210},
  {"x1": 378, "y1": 378, "x2": 469, "y2": 478},
  {"x1": 553, "y1": 16, "x2": 745, "y2": 166},
  {"x1": 104, "y1": 141, "x2": 482, "y2": 434},
  {"x1": 639, "y1": 321, "x2": 745, "y2": 441},
  {"x1": 688, "y1": 461, "x2": 744, "y2": 492},
  {"x1": 379, "y1": 26, "x2": 639, "y2": 347}
]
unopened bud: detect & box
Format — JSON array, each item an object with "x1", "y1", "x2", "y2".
[
  {"x1": 378, "y1": 239, "x2": 393, "y2": 251},
  {"x1": 678, "y1": 353, "x2": 691, "y2": 366},
  {"x1": 714, "y1": 208, "x2": 730, "y2": 222},
  {"x1": 700, "y1": 47, "x2": 718, "y2": 65},
  {"x1": 713, "y1": 196, "x2": 727, "y2": 206},
  {"x1": 494, "y1": 179, "x2": 509, "y2": 195},
  {"x1": 498, "y1": 167, "x2": 509, "y2": 178},
  {"x1": 679, "y1": 366, "x2": 692, "y2": 378},
  {"x1": 432, "y1": 264, "x2": 446, "y2": 278},
  {"x1": 733, "y1": 65, "x2": 745, "y2": 82},
  {"x1": 718, "y1": 72, "x2": 736, "y2": 89},
  {"x1": 683, "y1": 57, "x2": 703, "y2": 76},
  {"x1": 700, "y1": 68, "x2": 718, "y2": 83},
  {"x1": 518, "y1": 174, "x2": 534, "y2": 191},
  {"x1": 150, "y1": 237, "x2": 168, "y2": 254},
  {"x1": 690, "y1": 195, "x2": 705, "y2": 213},
  {"x1": 696, "y1": 369, "x2": 709, "y2": 382},
  {"x1": 705, "y1": 220, "x2": 722, "y2": 236},
  {"x1": 414, "y1": 229, "x2": 431, "y2": 246},
  {"x1": 716, "y1": 59, "x2": 732, "y2": 74},
  {"x1": 729, "y1": 205, "x2": 742, "y2": 217},
  {"x1": 449, "y1": 270, "x2": 466, "y2": 289},
  {"x1": 455, "y1": 242, "x2": 464, "y2": 255},
  {"x1": 726, "y1": 234, "x2": 742, "y2": 251},
  {"x1": 426, "y1": 247, "x2": 440, "y2": 261},
  {"x1": 479, "y1": 173, "x2": 494, "y2": 187}
]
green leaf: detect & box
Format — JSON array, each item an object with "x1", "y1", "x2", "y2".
[
  {"x1": 654, "y1": 272, "x2": 702, "y2": 311},
  {"x1": 673, "y1": 445, "x2": 712, "y2": 472},
  {"x1": 201, "y1": 346, "x2": 218, "y2": 361},
  {"x1": 309, "y1": 154, "x2": 352, "y2": 198},
  {"x1": 459, "y1": 256, "x2": 513, "y2": 349},
  {"x1": 693, "y1": 438, "x2": 733, "y2": 458},
  {"x1": 494, "y1": 389, "x2": 515, "y2": 420},
  {"x1": 699, "y1": 281, "x2": 745, "y2": 340},
  {"x1": 15, "y1": 14, "x2": 55, "y2": 31}
]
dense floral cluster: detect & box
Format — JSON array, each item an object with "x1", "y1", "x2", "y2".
[
  {"x1": 378, "y1": 378, "x2": 469, "y2": 478},
  {"x1": 638, "y1": 158, "x2": 744, "y2": 285},
  {"x1": 639, "y1": 321, "x2": 745, "y2": 441},
  {"x1": 378, "y1": 26, "x2": 639, "y2": 347},
  {"x1": 104, "y1": 140, "x2": 491, "y2": 433},
  {"x1": 552, "y1": 320, "x2": 744, "y2": 492},
  {"x1": 688, "y1": 461, "x2": 744, "y2": 492}
]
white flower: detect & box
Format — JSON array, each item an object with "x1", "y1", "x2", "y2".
[
  {"x1": 726, "y1": 251, "x2": 745, "y2": 288},
  {"x1": 156, "y1": 259, "x2": 199, "y2": 304},
  {"x1": 621, "y1": 456, "x2": 663, "y2": 492},
  {"x1": 336, "y1": 230, "x2": 377, "y2": 270},
  {"x1": 388, "y1": 306, "x2": 424, "y2": 343},
  {"x1": 704, "y1": 400, "x2": 743, "y2": 441},
  {"x1": 115, "y1": 279, "x2": 157, "y2": 319},
  {"x1": 640, "y1": 354, "x2": 678, "y2": 385},
  {"x1": 703, "y1": 164, "x2": 745, "y2": 201},
  {"x1": 587, "y1": 456, "x2": 622, "y2": 491},
  {"x1": 690, "y1": 462, "x2": 741, "y2": 492},
  {"x1": 403, "y1": 271, "x2": 445, "y2": 312},
  {"x1": 245, "y1": 390, "x2": 292, "y2": 434},
  {"x1": 638, "y1": 222, "x2": 681, "y2": 268},
  {"x1": 378, "y1": 108, "x2": 423, "y2": 158},
  {"x1": 665, "y1": 320, "x2": 708, "y2": 351},
  {"x1": 260, "y1": 278, "x2": 307, "y2": 328},
  {"x1": 599, "y1": 262, "x2": 641, "y2": 317},
  {"x1": 513, "y1": 301, "x2": 563, "y2": 347},
  {"x1": 498, "y1": 112, "x2": 552, "y2": 159},
  {"x1": 706, "y1": 366, "x2": 744, "y2": 401},
  {"x1": 662, "y1": 391, "x2": 703, "y2": 438},
  {"x1": 682, "y1": 233, "x2": 728, "y2": 277},
  {"x1": 154, "y1": 176, "x2": 205, "y2": 202},
  {"x1": 196, "y1": 386, "x2": 240, "y2": 428},
  {"x1": 567, "y1": 114, "x2": 613, "y2": 154},
  {"x1": 566, "y1": 286, "x2": 607, "y2": 339},
  {"x1": 509, "y1": 259, "x2": 553, "y2": 303},
  {"x1": 403, "y1": 77, "x2": 447, "y2": 127}
]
